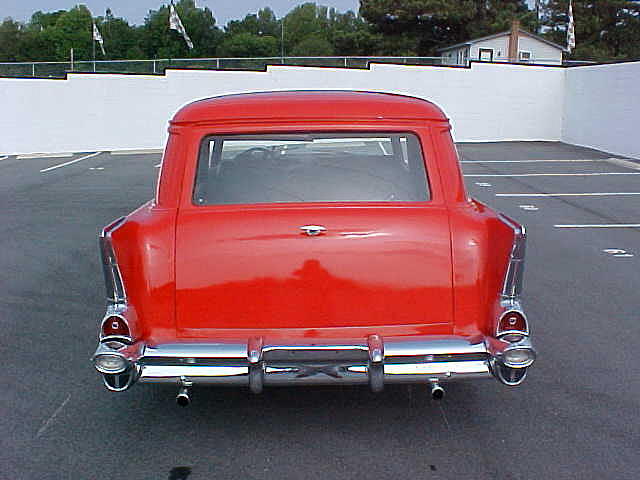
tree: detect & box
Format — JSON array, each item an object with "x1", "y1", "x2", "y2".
[
  {"x1": 290, "y1": 34, "x2": 334, "y2": 55},
  {"x1": 96, "y1": 9, "x2": 143, "y2": 60},
  {"x1": 216, "y1": 32, "x2": 279, "y2": 57},
  {"x1": 47, "y1": 5, "x2": 93, "y2": 61},
  {"x1": 282, "y1": 3, "x2": 332, "y2": 55},
  {"x1": 327, "y1": 9, "x2": 382, "y2": 55},
  {"x1": 226, "y1": 8, "x2": 280, "y2": 37},
  {"x1": 359, "y1": 0, "x2": 535, "y2": 55},
  {"x1": 140, "y1": 0, "x2": 223, "y2": 58},
  {"x1": 0, "y1": 19, "x2": 22, "y2": 61},
  {"x1": 543, "y1": 0, "x2": 640, "y2": 60}
]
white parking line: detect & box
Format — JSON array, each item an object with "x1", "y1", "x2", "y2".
[
  {"x1": 17, "y1": 152, "x2": 73, "y2": 159},
  {"x1": 461, "y1": 159, "x2": 609, "y2": 163},
  {"x1": 495, "y1": 192, "x2": 640, "y2": 197},
  {"x1": 603, "y1": 248, "x2": 634, "y2": 257},
  {"x1": 555, "y1": 224, "x2": 640, "y2": 228},
  {"x1": 40, "y1": 152, "x2": 102, "y2": 173},
  {"x1": 606, "y1": 158, "x2": 640, "y2": 171},
  {"x1": 36, "y1": 393, "x2": 71, "y2": 439},
  {"x1": 465, "y1": 172, "x2": 640, "y2": 177},
  {"x1": 111, "y1": 149, "x2": 163, "y2": 155}
]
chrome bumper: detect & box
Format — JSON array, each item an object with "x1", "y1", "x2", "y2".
[{"x1": 93, "y1": 335, "x2": 535, "y2": 392}]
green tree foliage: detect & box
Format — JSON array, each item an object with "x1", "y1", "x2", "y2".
[
  {"x1": 217, "y1": 32, "x2": 279, "y2": 57},
  {"x1": 226, "y1": 8, "x2": 280, "y2": 37},
  {"x1": 359, "y1": 0, "x2": 534, "y2": 55},
  {"x1": 140, "y1": 0, "x2": 222, "y2": 58},
  {"x1": 327, "y1": 9, "x2": 382, "y2": 55},
  {"x1": 47, "y1": 5, "x2": 93, "y2": 60},
  {"x1": 281, "y1": 3, "x2": 376, "y2": 56},
  {"x1": 96, "y1": 9, "x2": 143, "y2": 60},
  {"x1": 290, "y1": 34, "x2": 335, "y2": 55},
  {"x1": 0, "y1": 19, "x2": 22, "y2": 61},
  {"x1": 543, "y1": 0, "x2": 640, "y2": 60},
  {"x1": 218, "y1": 7, "x2": 280, "y2": 57},
  {"x1": 282, "y1": 3, "x2": 332, "y2": 55}
]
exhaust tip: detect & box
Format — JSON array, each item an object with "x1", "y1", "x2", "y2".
[
  {"x1": 176, "y1": 387, "x2": 191, "y2": 407},
  {"x1": 430, "y1": 383, "x2": 445, "y2": 400}
]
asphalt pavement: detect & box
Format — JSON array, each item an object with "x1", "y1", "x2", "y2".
[{"x1": 1, "y1": 142, "x2": 639, "y2": 479}]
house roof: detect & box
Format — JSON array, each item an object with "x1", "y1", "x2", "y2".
[{"x1": 437, "y1": 29, "x2": 568, "y2": 53}]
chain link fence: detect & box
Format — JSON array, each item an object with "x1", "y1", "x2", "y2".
[
  {"x1": 0, "y1": 56, "x2": 596, "y2": 78},
  {"x1": 0, "y1": 56, "x2": 446, "y2": 78}
]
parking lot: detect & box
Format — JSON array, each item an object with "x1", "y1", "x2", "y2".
[{"x1": 2, "y1": 142, "x2": 639, "y2": 479}]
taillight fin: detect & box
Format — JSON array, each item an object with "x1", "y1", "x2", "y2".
[
  {"x1": 99, "y1": 216, "x2": 127, "y2": 305},
  {"x1": 499, "y1": 213, "x2": 526, "y2": 299}
]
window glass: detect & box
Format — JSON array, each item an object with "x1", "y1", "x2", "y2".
[{"x1": 193, "y1": 133, "x2": 430, "y2": 205}]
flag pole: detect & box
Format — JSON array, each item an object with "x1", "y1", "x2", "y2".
[{"x1": 91, "y1": 19, "x2": 96, "y2": 73}]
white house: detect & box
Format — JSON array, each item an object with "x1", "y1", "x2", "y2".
[{"x1": 438, "y1": 22, "x2": 567, "y2": 66}]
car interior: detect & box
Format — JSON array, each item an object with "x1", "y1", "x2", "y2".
[{"x1": 193, "y1": 133, "x2": 430, "y2": 205}]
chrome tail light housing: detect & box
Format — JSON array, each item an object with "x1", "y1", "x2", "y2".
[{"x1": 497, "y1": 214, "x2": 530, "y2": 341}]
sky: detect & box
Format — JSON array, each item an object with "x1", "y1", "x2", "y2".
[
  {"x1": 2, "y1": 1, "x2": 540, "y2": 26},
  {"x1": 1, "y1": 1, "x2": 361, "y2": 26}
]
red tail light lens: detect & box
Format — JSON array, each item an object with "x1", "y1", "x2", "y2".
[
  {"x1": 497, "y1": 311, "x2": 527, "y2": 336},
  {"x1": 102, "y1": 315, "x2": 131, "y2": 338}
]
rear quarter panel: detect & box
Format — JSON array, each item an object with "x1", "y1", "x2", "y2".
[
  {"x1": 449, "y1": 201, "x2": 514, "y2": 336},
  {"x1": 431, "y1": 127, "x2": 515, "y2": 336},
  {"x1": 110, "y1": 202, "x2": 177, "y2": 345}
]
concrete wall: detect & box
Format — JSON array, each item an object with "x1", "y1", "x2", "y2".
[
  {"x1": 563, "y1": 61, "x2": 640, "y2": 159},
  {"x1": 0, "y1": 62, "x2": 565, "y2": 155}
]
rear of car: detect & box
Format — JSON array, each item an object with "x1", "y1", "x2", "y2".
[{"x1": 92, "y1": 92, "x2": 535, "y2": 403}]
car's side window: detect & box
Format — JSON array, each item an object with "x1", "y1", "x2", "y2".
[{"x1": 193, "y1": 133, "x2": 430, "y2": 205}]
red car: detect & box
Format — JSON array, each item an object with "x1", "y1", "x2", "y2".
[{"x1": 92, "y1": 91, "x2": 535, "y2": 405}]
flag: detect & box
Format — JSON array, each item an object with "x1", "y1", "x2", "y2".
[
  {"x1": 93, "y1": 22, "x2": 106, "y2": 56},
  {"x1": 567, "y1": 0, "x2": 576, "y2": 53},
  {"x1": 534, "y1": 0, "x2": 542, "y2": 34},
  {"x1": 169, "y1": 3, "x2": 194, "y2": 49}
]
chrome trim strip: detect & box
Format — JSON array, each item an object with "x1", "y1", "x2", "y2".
[
  {"x1": 143, "y1": 343, "x2": 248, "y2": 359},
  {"x1": 384, "y1": 338, "x2": 488, "y2": 357},
  {"x1": 499, "y1": 213, "x2": 526, "y2": 299},
  {"x1": 99, "y1": 216, "x2": 127, "y2": 306}
]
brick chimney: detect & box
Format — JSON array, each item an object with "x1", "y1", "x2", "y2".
[{"x1": 508, "y1": 19, "x2": 520, "y2": 62}]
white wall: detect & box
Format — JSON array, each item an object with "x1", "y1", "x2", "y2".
[
  {"x1": 0, "y1": 62, "x2": 565, "y2": 155},
  {"x1": 563, "y1": 62, "x2": 640, "y2": 159}
]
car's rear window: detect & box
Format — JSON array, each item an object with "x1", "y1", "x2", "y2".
[{"x1": 193, "y1": 133, "x2": 430, "y2": 205}]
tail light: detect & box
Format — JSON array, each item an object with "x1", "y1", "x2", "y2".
[
  {"x1": 497, "y1": 310, "x2": 529, "y2": 342},
  {"x1": 101, "y1": 314, "x2": 131, "y2": 340}
]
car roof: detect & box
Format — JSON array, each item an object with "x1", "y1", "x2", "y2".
[{"x1": 171, "y1": 90, "x2": 448, "y2": 124}]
